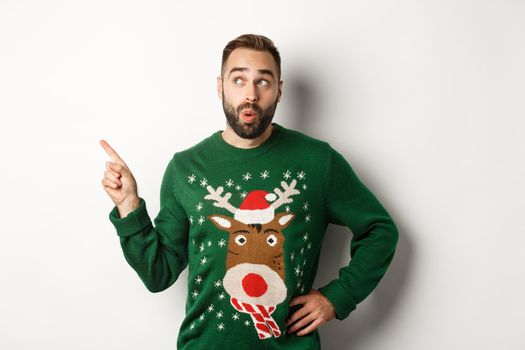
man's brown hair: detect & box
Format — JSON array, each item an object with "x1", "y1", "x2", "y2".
[{"x1": 221, "y1": 34, "x2": 281, "y2": 80}]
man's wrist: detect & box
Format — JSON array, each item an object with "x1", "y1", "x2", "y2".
[{"x1": 117, "y1": 196, "x2": 140, "y2": 218}]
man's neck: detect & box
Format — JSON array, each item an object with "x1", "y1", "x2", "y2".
[{"x1": 221, "y1": 123, "x2": 273, "y2": 149}]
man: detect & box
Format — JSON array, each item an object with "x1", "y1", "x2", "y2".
[{"x1": 101, "y1": 34, "x2": 398, "y2": 349}]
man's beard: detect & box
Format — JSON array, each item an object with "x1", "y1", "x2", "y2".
[{"x1": 222, "y1": 92, "x2": 278, "y2": 139}]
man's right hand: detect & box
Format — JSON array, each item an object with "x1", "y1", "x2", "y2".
[{"x1": 100, "y1": 139, "x2": 140, "y2": 218}]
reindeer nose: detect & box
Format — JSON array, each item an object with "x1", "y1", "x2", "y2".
[{"x1": 242, "y1": 273, "x2": 268, "y2": 297}]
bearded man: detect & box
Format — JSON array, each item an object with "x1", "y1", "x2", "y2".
[{"x1": 101, "y1": 33, "x2": 398, "y2": 350}]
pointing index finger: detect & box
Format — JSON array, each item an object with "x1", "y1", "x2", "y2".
[{"x1": 100, "y1": 139, "x2": 127, "y2": 166}]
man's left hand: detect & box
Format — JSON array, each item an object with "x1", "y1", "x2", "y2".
[{"x1": 285, "y1": 289, "x2": 336, "y2": 336}]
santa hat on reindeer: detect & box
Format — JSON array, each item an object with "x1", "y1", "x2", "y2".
[{"x1": 234, "y1": 190, "x2": 277, "y2": 225}]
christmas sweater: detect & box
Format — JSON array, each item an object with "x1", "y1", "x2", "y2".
[{"x1": 108, "y1": 122, "x2": 398, "y2": 349}]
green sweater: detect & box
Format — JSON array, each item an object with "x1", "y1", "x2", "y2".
[{"x1": 109, "y1": 122, "x2": 398, "y2": 349}]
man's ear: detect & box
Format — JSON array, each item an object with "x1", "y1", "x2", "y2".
[
  {"x1": 217, "y1": 76, "x2": 223, "y2": 100},
  {"x1": 277, "y1": 80, "x2": 283, "y2": 102}
]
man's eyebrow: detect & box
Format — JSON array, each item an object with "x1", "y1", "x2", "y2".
[{"x1": 228, "y1": 67, "x2": 275, "y2": 79}]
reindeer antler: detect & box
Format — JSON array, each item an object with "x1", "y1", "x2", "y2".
[
  {"x1": 204, "y1": 185, "x2": 238, "y2": 214},
  {"x1": 270, "y1": 179, "x2": 300, "y2": 210}
]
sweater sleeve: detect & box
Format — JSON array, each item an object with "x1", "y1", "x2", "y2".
[
  {"x1": 317, "y1": 146, "x2": 398, "y2": 320},
  {"x1": 108, "y1": 154, "x2": 189, "y2": 293}
]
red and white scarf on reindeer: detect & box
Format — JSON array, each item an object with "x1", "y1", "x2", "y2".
[{"x1": 230, "y1": 297, "x2": 281, "y2": 339}]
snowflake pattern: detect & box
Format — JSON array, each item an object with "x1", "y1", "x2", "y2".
[
  {"x1": 188, "y1": 174, "x2": 196, "y2": 184},
  {"x1": 225, "y1": 179, "x2": 234, "y2": 187},
  {"x1": 287, "y1": 234, "x2": 314, "y2": 296},
  {"x1": 200, "y1": 178, "x2": 208, "y2": 187},
  {"x1": 196, "y1": 202, "x2": 203, "y2": 211},
  {"x1": 260, "y1": 170, "x2": 269, "y2": 179},
  {"x1": 242, "y1": 172, "x2": 252, "y2": 181}
]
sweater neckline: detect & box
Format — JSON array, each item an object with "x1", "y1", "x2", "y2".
[{"x1": 211, "y1": 122, "x2": 284, "y2": 158}]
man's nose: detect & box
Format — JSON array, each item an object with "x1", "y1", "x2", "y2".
[{"x1": 245, "y1": 82, "x2": 258, "y2": 102}]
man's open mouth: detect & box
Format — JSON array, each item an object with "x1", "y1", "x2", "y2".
[{"x1": 240, "y1": 109, "x2": 257, "y2": 123}]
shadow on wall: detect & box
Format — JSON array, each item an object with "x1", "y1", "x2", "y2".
[
  {"x1": 281, "y1": 66, "x2": 322, "y2": 132},
  {"x1": 285, "y1": 71, "x2": 413, "y2": 350}
]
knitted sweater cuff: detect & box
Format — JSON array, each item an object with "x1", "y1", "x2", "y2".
[
  {"x1": 108, "y1": 197, "x2": 152, "y2": 237},
  {"x1": 318, "y1": 279, "x2": 357, "y2": 320}
]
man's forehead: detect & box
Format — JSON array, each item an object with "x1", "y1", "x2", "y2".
[{"x1": 224, "y1": 48, "x2": 278, "y2": 77}]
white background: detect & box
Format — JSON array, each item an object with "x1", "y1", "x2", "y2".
[{"x1": 1, "y1": 1, "x2": 524, "y2": 349}]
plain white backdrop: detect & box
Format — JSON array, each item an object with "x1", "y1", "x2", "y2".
[{"x1": 1, "y1": 0, "x2": 524, "y2": 349}]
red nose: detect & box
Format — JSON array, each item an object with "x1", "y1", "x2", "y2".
[{"x1": 242, "y1": 273, "x2": 268, "y2": 297}]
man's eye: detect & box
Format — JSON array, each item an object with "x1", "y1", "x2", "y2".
[
  {"x1": 258, "y1": 80, "x2": 269, "y2": 86},
  {"x1": 233, "y1": 78, "x2": 243, "y2": 84}
]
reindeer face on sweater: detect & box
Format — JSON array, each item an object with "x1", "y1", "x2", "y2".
[
  {"x1": 209, "y1": 212, "x2": 294, "y2": 293},
  {"x1": 205, "y1": 181, "x2": 299, "y2": 308}
]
